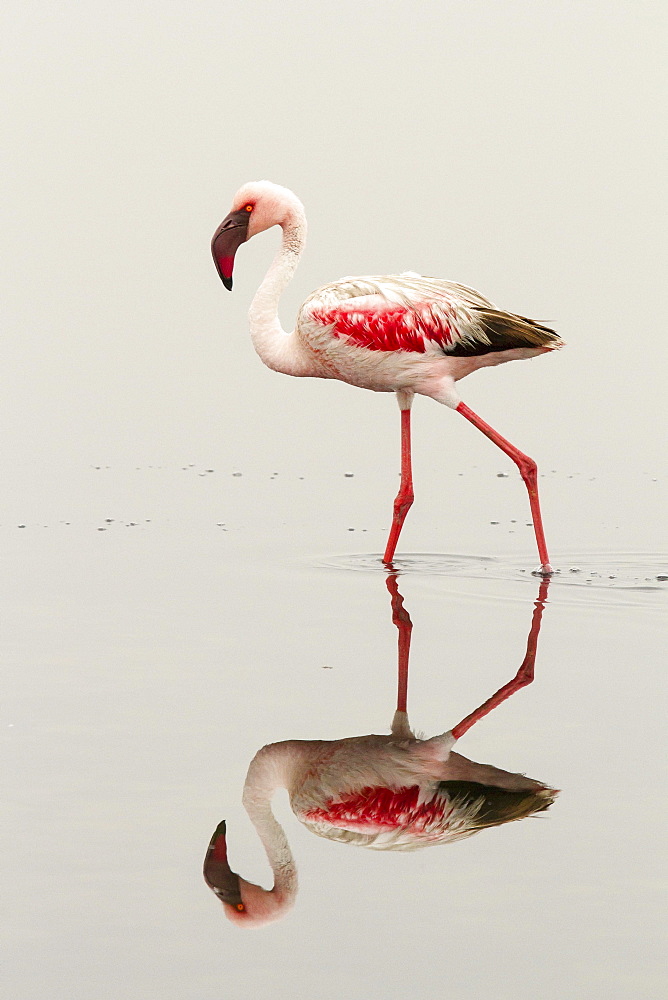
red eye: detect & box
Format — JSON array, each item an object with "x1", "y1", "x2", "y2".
[{"x1": 244, "y1": 204, "x2": 253, "y2": 212}]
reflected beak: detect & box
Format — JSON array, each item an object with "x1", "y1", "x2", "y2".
[
  {"x1": 211, "y1": 209, "x2": 251, "y2": 291},
  {"x1": 203, "y1": 820, "x2": 245, "y2": 911}
]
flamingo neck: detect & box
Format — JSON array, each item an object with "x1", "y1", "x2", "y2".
[
  {"x1": 242, "y1": 743, "x2": 303, "y2": 901},
  {"x1": 248, "y1": 210, "x2": 311, "y2": 376}
]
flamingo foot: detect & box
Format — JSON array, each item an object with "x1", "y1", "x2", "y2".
[{"x1": 383, "y1": 495, "x2": 413, "y2": 565}]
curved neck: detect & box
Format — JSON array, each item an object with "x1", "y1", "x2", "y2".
[
  {"x1": 248, "y1": 212, "x2": 311, "y2": 376},
  {"x1": 242, "y1": 743, "x2": 302, "y2": 899}
]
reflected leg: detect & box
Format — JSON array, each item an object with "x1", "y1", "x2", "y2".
[
  {"x1": 451, "y1": 578, "x2": 549, "y2": 739},
  {"x1": 386, "y1": 573, "x2": 412, "y2": 715}
]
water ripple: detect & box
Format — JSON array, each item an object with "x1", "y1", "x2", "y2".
[{"x1": 316, "y1": 551, "x2": 668, "y2": 597}]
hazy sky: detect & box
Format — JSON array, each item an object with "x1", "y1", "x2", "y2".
[{"x1": 2, "y1": 2, "x2": 666, "y2": 482}]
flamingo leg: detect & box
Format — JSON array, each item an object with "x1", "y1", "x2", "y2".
[
  {"x1": 451, "y1": 578, "x2": 549, "y2": 740},
  {"x1": 386, "y1": 573, "x2": 412, "y2": 714},
  {"x1": 383, "y1": 406, "x2": 414, "y2": 564},
  {"x1": 456, "y1": 401, "x2": 553, "y2": 574}
]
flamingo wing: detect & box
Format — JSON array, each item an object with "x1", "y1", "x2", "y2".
[
  {"x1": 300, "y1": 783, "x2": 479, "y2": 850},
  {"x1": 300, "y1": 779, "x2": 556, "y2": 850},
  {"x1": 300, "y1": 273, "x2": 561, "y2": 356}
]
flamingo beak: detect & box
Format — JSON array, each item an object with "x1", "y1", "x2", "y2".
[
  {"x1": 203, "y1": 819, "x2": 245, "y2": 911},
  {"x1": 211, "y1": 210, "x2": 251, "y2": 290}
]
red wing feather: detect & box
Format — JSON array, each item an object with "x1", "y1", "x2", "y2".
[
  {"x1": 310, "y1": 301, "x2": 453, "y2": 354},
  {"x1": 305, "y1": 785, "x2": 448, "y2": 832}
]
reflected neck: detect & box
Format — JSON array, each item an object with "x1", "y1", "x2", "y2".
[{"x1": 242, "y1": 742, "x2": 305, "y2": 894}]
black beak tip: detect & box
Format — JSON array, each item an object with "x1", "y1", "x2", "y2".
[
  {"x1": 211, "y1": 819, "x2": 227, "y2": 839},
  {"x1": 222, "y1": 276, "x2": 233, "y2": 291}
]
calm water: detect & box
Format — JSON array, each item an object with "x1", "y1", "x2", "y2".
[{"x1": 4, "y1": 462, "x2": 666, "y2": 999}]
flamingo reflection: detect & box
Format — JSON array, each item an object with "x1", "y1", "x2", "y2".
[{"x1": 204, "y1": 578, "x2": 556, "y2": 926}]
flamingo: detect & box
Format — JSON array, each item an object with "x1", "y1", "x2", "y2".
[
  {"x1": 212, "y1": 181, "x2": 564, "y2": 573},
  {"x1": 203, "y1": 576, "x2": 556, "y2": 926}
]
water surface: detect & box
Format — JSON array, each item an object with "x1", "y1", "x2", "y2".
[{"x1": 4, "y1": 463, "x2": 666, "y2": 998}]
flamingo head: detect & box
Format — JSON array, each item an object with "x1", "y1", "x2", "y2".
[
  {"x1": 211, "y1": 180, "x2": 305, "y2": 291},
  {"x1": 203, "y1": 819, "x2": 296, "y2": 928}
]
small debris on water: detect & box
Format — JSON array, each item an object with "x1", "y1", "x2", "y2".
[
  {"x1": 490, "y1": 520, "x2": 499, "y2": 525},
  {"x1": 321, "y1": 664, "x2": 333, "y2": 670},
  {"x1": 344, "y1": 472, "x2": 354, "y2": 478},
  {"x1": 206, "y1": 469, "x2": 214, "y2": 473},
  {"x1": 348, "y1": 527, "x2": 355, "y2": 531},
  {"x1": 232, "y1": 472, "x2": 242, "y2": 477},
  {"x1": 97, "y1": 527, "x2": 106, "y2": 531},
  {"x1": 105, "y1": 518, "x2": 113, "y2": 523},
  {"x1": 569, "y1": 567, "x2": 581, "y2": 573},
  {"x1": 657, "y1": 575, "x2": 668, "y2": 582},
  {"x1": 497, "y1": 472, "x2": 509, "y2": 478},
  {"x1": 18, "y1": 524, "x2": 25, "y2": 529}
]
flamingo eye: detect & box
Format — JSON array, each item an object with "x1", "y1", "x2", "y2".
[
  {"x1": 236, "y1": 903, "x2": 245, "y2": 911},
  {"x1": 244, "y1": 204, "x2": 253, "y2": 212}
]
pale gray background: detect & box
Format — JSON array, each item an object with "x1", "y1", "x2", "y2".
[{"x1": 2, "y1": 2, "x2": 666, "y2": 998}]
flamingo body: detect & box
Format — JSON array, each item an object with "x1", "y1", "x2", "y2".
[
  {"x1": 261, "y1": 726, "x2": 551, "y2": 853},
  {"x1": 299, "y1": 274, "x2": 561, "y2": 395},
  {"x1": 212, "y1": 181, "x2": 563, "y2": 570},
  {"x1": 205, "y1": 724, "x2": 555, "y2": 925}
]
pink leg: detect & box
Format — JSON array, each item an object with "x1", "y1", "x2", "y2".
[
  {"x1": 383, "y1": 407, "x2": 414, "y2": 564},
  {"x1": 386, "y1": 573, "x2": 412, "y2": 713},
  {"x1": 456, "y1": 401, "x2": 553, "y2": 574},
  {"x1": 451, "y1": 577, "x2": 549, "y2": 740}
]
